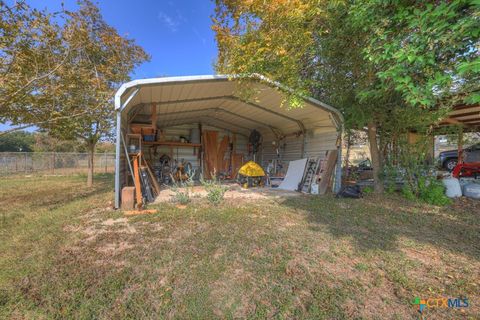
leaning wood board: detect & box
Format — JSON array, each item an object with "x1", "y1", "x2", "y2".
[{"x1": 318, "y1": 150, "x2": 338, "y2": 195}]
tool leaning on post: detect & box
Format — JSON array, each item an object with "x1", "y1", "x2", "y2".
[{"x1": 122, "y1": 133, "x2": 160, "y2": 211}]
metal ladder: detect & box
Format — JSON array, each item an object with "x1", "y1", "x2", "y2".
[{"x1": 299, "y1": 158, "x2": 321, "y2": 193}]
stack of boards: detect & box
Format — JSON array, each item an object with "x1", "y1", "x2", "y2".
[{"x1": 202, "y1": 130, "x2": 244, "y2": 179}]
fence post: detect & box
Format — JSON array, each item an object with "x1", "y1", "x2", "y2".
[
  {"x1": 52, "y1": 152, "x2": 56, "y2": 174},
  {"x1": 104, "y1": 151, "x2": 107, "y2": 173},
  {"x1": 24, "y1": 152, "x2": 27, "y2": 174}
]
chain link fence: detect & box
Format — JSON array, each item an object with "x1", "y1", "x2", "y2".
[{"x1": 0, "y1": 152, "x2": 115, "y2": 176}]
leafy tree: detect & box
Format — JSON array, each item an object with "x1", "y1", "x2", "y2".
[
  {"x1": 95, "y1": 142, "x2": 115, "y2": 153},
  {"x1": 350, "y1": 0, "x2": 479, "y2": 196},
  {"x1": 1, "y1": 1, "x2": 149, "y2": 186},
  {"x1": 0, "y1": 1, "x2": 70, "y2": 133},
  {"x1": 213, "y1": 0, "x2": 390, "y2": 192},
  {"x1": 41, "y1": 0, "x2": 149, "y2": 186},
  {"x1": 0, "y1": 131, "x2": 34, "y2": 151},
  {"x1": 353, "y1": 1, "x2": 480, "y2": 108},
  {"x1": 213, "y1": 0, "x2": 480, "y2": 194},
  {"x1": 32, "y1": 133, "x2": 87, "y2": 152}
]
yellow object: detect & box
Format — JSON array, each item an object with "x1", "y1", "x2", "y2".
[{"x1": 238, "y1": 161, "x2": 265, "y2": 177}]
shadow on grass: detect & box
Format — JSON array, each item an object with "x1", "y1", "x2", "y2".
[
  {"x1": 282, "y1": 195, "x2": 480, "y2": 261},
  {"x1": 0, "y1": 174, "x2": 114, "y2": 226},
  {"x1": 35, "y1": 174, "x2": 113, "y2": 207}
]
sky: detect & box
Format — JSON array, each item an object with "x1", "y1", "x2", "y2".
[
  {"x1": 1, "y1": 0, "x2": 218, "y2": 131},
  {"x1": 41, "y1": 0, "x2": 219, "y2": 78}
]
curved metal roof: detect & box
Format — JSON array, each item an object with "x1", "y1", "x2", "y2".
[{"x1": 115, "y1": 74, "x2": 343, "y2": 136}]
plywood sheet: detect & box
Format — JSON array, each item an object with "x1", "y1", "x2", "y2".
[{"x1": 278, "y1": 158, "x2": 308, "y2": 191}]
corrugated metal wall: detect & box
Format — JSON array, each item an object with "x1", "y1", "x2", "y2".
[
  {"x1": 304, "y1": 129, "x2": 338, "y2": 158},
  {"x1": 260, "y1": 128, "x2": 338, "y2": 170},
  {"x1": 139, "y1": 123, "x2": 249, "y2": 172}
]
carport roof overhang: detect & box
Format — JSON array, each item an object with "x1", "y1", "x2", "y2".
[
  {"x1": 114, "y1": 74, "x2": 343, "y2": 136},
  {"x1": 439, "y1": 102, "x2": 480, "y2": 132}
]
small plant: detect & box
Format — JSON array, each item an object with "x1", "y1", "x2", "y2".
[
  {"x1": 401, "y1": 184, "x2": 416, "y2": 201},
  {"x1": 354, "y1": 263, "x2": 369, "y2": 272},
  {"x1": 200, "y1": 175, "x2": 228, "y2": 204},
  {"x1": 418, "y1": 177, "x2": 452, "y2": 206},
  {"x1": 171, "y1": 175, "x2": 195, "y2": 205},
  {"x1": 173, "y1": 189, "x2": 190, "y2": 205},
  {"x1": 363, "y1": 186, "x2": 374, "y2": 194}
]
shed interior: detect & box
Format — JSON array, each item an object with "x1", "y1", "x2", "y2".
[{"x1": 114, "y1": 75, "x2": 342, "y2": 208}]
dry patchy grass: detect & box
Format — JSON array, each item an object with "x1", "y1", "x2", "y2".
[{"x1": 0, "y1": 175, "x2": 478, "y2": 319}]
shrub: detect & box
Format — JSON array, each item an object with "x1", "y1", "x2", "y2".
[
  {"x1": 173, "y1": 189, "x2": 190, "y2": 205},
  {"x1": 363, "y1": 186, "x2": 374, "y2": 194},
  {"x1": 401, "y1": 184, "x2": 416, "y2": 201},
  {"x1": 384, "y1": 165, "x2": 399, "y2": 194},
  {"x1": 200, "y1": 176, "x2": 228, "y2": 204},
  {"x1": 381, "y1": 136, "x2": 451, "y2": 206},
  {"x1": 171, "y1": 175, "x2": 194, "y2": 205},
  {"x1": 418, "y1": 177, "x2": 452, "y2": 206}
]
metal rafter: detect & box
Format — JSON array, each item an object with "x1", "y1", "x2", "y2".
[
  {"x1": 132, "y1": 94, "x2": 305, "y2": 132},
  {"x1": 156, "y1": 117, "x2": 250, "y2": 138},
  {"x1": 132, "y1": 107, "x2": 282, "y2": 134}
]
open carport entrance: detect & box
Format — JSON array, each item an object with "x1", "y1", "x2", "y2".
[{"x1": 114, "y1": 75, "x2": 343, "y2": 209}]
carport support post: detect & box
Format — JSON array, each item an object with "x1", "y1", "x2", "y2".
[
  {"x1": 458, "y1": 128, "x2": 464, "y2": 164},
  {"x1": 115, "y1": 110, "x2": 122, "y2": 209}
]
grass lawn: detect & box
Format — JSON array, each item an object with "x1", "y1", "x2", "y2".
[{"x1": 0, "y1": 174, "x2": 478, "y2": 319}]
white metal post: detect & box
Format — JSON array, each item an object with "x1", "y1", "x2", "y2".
[{"x1": 114, "y1": 110, "x2": 122, "y2": 209}]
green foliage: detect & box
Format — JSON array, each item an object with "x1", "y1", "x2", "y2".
[
  {"x1": 418, "y1": 177, "x2": 452, "y2": 207},
  {"x1": 200, "y1": 176, "x2": 228, "y2": 204},
  {"x1": 213, "y1": 0, "x2": 479, "y2": 194},
  {"x1": 384, "y1": 165, "x2": 399, "y2": 194},
  {"x1": 32, "y1": 133, "x2": 87, "y2": 152},
  {"x1": 383, "y1": 133, "x2": 451, "y2": 206},
  {"x1": 402, "y1": 175, "x2": 451, "y2": 207},
  {"x1": 171, "y1": 176, "x2": 195, "y2": 205},
  {"x1": 173, "y1": 190, "x2": 191, "y2": 205},
  {"x1": 213, "y1": 0, "x2": 320, "y2": 105},
  {"x1": 0, "y1": 131, "x2": 34, "y2": 152},
  {"x1": 0, "y1": 1, "x2": 65, "y2": 125},
  {"x1": 401, "y1": 184, "x2": 416, "y2": 201},
  {"x1": 44, "y1": 0, "x2": 149, "y2": 144},
  {"x1": 352, "y1": 0, "x2": 480, "y2": 109},
  {"x1": 1, "y1": 1, "x2": 149, "y2": 187},
  {"x1": 95, "y1": 142, "x2": 115, "y2": 153},
  {"x1": 362, "y1": 186, "x2": 373, "y2": 194}
]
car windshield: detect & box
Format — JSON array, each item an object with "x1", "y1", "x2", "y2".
[{"x1": 471, "y1": 143, "x2": 480, "y2": 150}]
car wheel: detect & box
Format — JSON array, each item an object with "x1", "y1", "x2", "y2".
[{"x1": 445, "y1": 159, "x2": 457, "y2": 171}]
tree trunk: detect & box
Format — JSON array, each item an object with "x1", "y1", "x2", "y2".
[
  {"x1": 367, "y1": 122, "x2": 384, "y2": 193},
  {"x1": 344, "y1": 132, "x2": 352, "y2": 180},
  {"x1": 87, "y1": 142, "x2": 95, "y2": 187},
  {"x1": 457, "y1": 129, "x2": 464, "y2": 164}
]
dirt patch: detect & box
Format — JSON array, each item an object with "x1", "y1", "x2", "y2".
[
  {"x1": 82, "y1": 225, "x2": 107, "y2": 242},
  {"x1": 400, "y1": 244, "x2": 443, "y2": 267},
  {"x1": 96, "y1": 241, "x2": 134, "y2": 255},
  {"x1": 102, "y1": 218, "x2": 128, "y2": 226},
  {"x1": 154, "y1": 183, "x2": 300, "y2": 203},
  {"x1": 101, "y1": 217, "x2": 137, "y2": 234}
]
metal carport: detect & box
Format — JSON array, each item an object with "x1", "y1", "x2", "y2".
[{"x1": 114, "y1": 74, "x2": 343, "y2": 209}]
